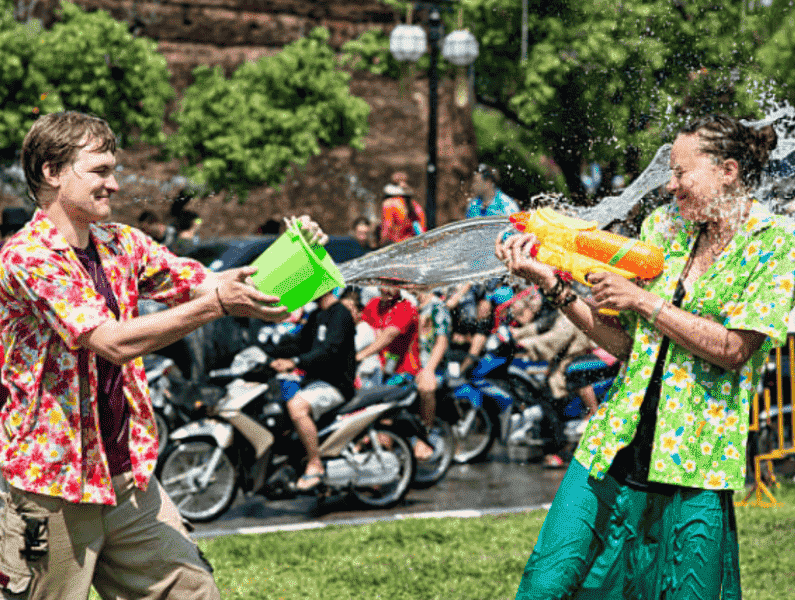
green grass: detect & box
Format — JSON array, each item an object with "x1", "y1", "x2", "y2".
[{"x1": 90, "y1": 484, "x2": 795, "y2": 599}]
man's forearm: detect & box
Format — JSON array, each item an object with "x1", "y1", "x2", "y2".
[
  {"x1": 357, "y1": 327, "x2": 400, "y2": 362},
  {"x1": 79, "y1": 292, "x2": 224, "y2": 365}
]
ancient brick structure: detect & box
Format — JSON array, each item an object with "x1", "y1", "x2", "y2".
[{"x1": 9, "y1": 0, "x2": 479, "y2": 235}]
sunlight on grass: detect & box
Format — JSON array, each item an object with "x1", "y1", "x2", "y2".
[{"x1": 88, "y1": 484, "x2": 795, "y2": 600}]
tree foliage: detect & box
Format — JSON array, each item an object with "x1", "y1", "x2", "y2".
[
  {"x1": 0, "y1": 0, "x2": 62, "y2": 159},
  {"x1": 168, "y1": 28, "x2": 370, "y2": 199},
  {"x1": 0, "y1": 0, "x2": 173, "y2": 157},
  {"x1": 31, "y1": 1, "x2": 174, "y2": 147},
  {"x1": 461, "y1": 0, "x2": 791, "y2": 200}
]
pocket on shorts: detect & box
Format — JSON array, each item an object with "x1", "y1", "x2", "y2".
[{"x1": 0, "y1": 492, "x2": 48, "y2": 596}]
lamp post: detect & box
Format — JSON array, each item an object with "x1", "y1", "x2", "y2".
[{"x1": 389, "y1": 2, "x2": 478, "y2": 230}]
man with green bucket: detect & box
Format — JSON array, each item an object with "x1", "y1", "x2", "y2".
[{"x1": 0, "y1": 111, "x2": 329, "y2": 600}]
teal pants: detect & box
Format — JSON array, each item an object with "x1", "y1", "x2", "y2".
[{"x1": 516, "y1": 460, "x2": 741, "y2": 600}]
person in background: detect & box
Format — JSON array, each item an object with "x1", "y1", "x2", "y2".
[
  {"x1": 380, "y1": 171, "x2": 426, "y2": 246},
  {"x1": 445, "y1": 281, "x2": 497, "y2": 376},
  {"x1": 137, "y1": 210, "x2": 177, "y2": 248},
  {"x1": 499, "y1": 113, "x2": 794, "y2": 600},
  {"x1": 171, "y1": 208, "x2": 202, "y2": 255},
  {"x1": 339, "y1": 286, "x2": 383, "y2": 389},
  {"x1": 268, "y1": 289, "x2": 356, "y2": 492},
  {"x1": 414, "y1": 288, "x2": 452, "y2": 461},
  {"x1": 0, "y1": 111, "x2": 327, "y2": 600},
  {"x1": 357, "y1": 285, "x2": 420, "y2": 383},
  {"x1": 465, "y1": 163, "x2": 520, "y2": 218},
  {"x1": 351, "y1": 215, "x2": 376, "y2": 251}
]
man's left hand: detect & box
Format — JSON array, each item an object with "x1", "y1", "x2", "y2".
[{"x1": 270, "y1": 358, "x2": 297, "y2": 372}]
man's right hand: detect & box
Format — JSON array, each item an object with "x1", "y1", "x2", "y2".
[{"x1": 215, "y1": 266, "x2": 289, "y2": 322}]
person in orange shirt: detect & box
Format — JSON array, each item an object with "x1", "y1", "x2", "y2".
[{"x1": 379, "y1": 172, "x2": 426, "y2": 245}]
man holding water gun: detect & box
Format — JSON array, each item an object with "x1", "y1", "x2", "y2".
[{"x1": 497, "y1": 113, "x2": 795, "y2": 600}]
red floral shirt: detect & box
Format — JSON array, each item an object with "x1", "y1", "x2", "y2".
[{"x1": 0, "y1": 211, "x2": 207, "y2": 504}]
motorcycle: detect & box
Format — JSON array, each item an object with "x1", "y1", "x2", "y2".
[
  {"x1": 438, "y1": 324, "x2": 520, "y2": 464},
  {"x1": 157, "y1": 345, "x2": 423, "y2": 522},
  {"x1": 441, "y1": 324, "x2": 619, "y2": 464},
  {"x1": 144, "y1": 354, "x2": 222, "y2": 458},
  {"x1": 507, "y1": 352, "x2": 620, "y2": 462}
]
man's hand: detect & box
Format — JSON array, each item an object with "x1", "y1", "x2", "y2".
[
  {"x1": 415, "y1": 368, "x2": 437, "y2": 394},
  {"x1": 270, "y1": 358, "x2": 297, "y2": 372},
  {"x1": 214, "y1": 266, "x2": 289, "y2": 322},
  {"x1": 285, "y1": 215, "x2": 329, "y2": 246}
]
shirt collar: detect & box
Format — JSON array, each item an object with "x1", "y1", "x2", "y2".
[{"x1": 28, "y1": 209, "x2": 116, "y2": 253}]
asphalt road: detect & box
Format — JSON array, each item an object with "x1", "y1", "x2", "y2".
[{"x1": 190, "y1": 445, "x2": 567, "y2": 538}]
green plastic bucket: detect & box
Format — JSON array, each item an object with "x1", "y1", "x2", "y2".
[{"x1": 249, "y1": 224, "x2": 346, "y2": 312}]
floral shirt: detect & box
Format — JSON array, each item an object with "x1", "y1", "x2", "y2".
[
  {"x1": 574, "y1": 201, "x2": 795, "y2": 491},
  {"x1": 465, "y1": 188, "x2": 520, "y2": 218},
  {"x1": 419, "y1": 297, "x2": 452, "y2": 368},
  {"x1": 0, "y1": 211, "x2": 207, "y2": 505}
]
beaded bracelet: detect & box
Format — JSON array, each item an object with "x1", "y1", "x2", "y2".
[{"x1": 541, "y1": 271, "x2": 577, "y2": 309}]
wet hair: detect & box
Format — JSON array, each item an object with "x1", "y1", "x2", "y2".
[
  {"x1": 22, "y1": 112, "x2": 116, "y2": 203},
  {"x1": 679, "y1": 114, "x2": 777, "y2": 188}
]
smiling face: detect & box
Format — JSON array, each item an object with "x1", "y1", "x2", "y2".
[
  {"x1": 45, "y1": 137, "x2": 119, "y2": 229},
  {"x1": 666, "y1": 132, "x2": 739, "y2": 223}
]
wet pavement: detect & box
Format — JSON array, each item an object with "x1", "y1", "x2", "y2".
[{"x1": 190, "y1": 446, "x2": 567, "y2": 537}]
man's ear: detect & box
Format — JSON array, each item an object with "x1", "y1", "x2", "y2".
[{"x1": 41, "y1": 161, "x2": 61, "y2": 189}]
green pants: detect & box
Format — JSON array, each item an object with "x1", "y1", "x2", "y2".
[{"x1": 516, "y1": 460, "x2": 741, "y2": 600}]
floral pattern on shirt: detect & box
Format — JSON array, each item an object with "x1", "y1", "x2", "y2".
[
  {"x1": 0, "y1": 211, "x2": 207, "y2": 504},
  {"x1": 574, "y1": 201, "x2": 795, "y2": 491},
  {"x1": 419, "y1": 297, "x2": 452, "y2": 367}
]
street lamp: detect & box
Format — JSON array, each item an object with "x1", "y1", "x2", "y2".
[{"x1": 389, "y1": 2, "x2": 479, "y2": 230}]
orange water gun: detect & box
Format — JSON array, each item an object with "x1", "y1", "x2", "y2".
[{"x1": 509, "y1": 208, "x2": 664, "y2": 285}]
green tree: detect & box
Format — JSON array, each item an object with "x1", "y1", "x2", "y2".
[
  {"x1": 0, "y1": 0, "x2": 62, "y2": 158},
  {"x1": 463, "y1": 0, "x2": 779, "y2": 200},
  {"x1": 168, "y1": 27, "x2": 370, "y2": 199},
  {"x1": 30, "y1": 1, "x2": 174, "y2": 146}
]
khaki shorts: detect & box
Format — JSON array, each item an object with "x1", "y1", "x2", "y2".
[
  {"x1": 298, "y1": 380, "x2": 346, "y2": 420},
  {"x1": 0, "y1": 473, "x2": 219, "y2": 600}
]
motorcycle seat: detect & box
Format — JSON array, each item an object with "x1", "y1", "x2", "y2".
[{"x1": 334, "y1": 384, "x2": 414, "y2": 416}]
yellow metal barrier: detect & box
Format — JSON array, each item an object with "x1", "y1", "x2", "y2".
[{"x1": 736, "y1": 336, "x2": 795, "y2": 507}]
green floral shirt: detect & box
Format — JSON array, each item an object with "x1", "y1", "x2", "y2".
[{"x1": 574, "y1": 201, "x2": 795, "y2": 491}]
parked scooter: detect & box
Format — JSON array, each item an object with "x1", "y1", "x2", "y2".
[
  {"x1": 157, "y1": 345, "x2": 423, "y2": 522},
  {"x1": 145, "y1": 354, "x2": 223, "y2": 458}
]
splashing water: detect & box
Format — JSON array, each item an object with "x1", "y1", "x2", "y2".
[{"x1": 341, "y1": 106, "x2": 795, "y2": 290}]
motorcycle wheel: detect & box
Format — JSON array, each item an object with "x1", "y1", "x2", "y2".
[
  {"x1": 413, "y1": 418, "x2": 455, "y2": 489},
  {"x1": 351, "y1": 429, "x2": 415, "y2": 508},
  {"x1": 452, "y1": 404, "x2": 495, "y2": 464},
  {"x1": 154, "y1": 409, "x2": 169, "y2": 458},
  {"x1": 158, "y1": 439, "x2": 238, "y2": 522}
]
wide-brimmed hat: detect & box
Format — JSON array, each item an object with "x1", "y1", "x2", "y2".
[{"x1": 383, "y1": 183, "x2": 406, "y2": 196}]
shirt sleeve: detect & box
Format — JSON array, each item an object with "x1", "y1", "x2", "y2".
[
  {"x1": 129, "y1": 227, "x2": 208, "y2": 306},
  {"x1": 0, "y1": 247, "x2": 113, "y2": 350},
  {"x1": 722, "y1": 227, "x2": 795, "y2": 347}
]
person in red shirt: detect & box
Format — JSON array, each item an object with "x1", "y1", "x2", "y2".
[{"x1": 357, "y1": 286, "x2": 420, "y2": 379}]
